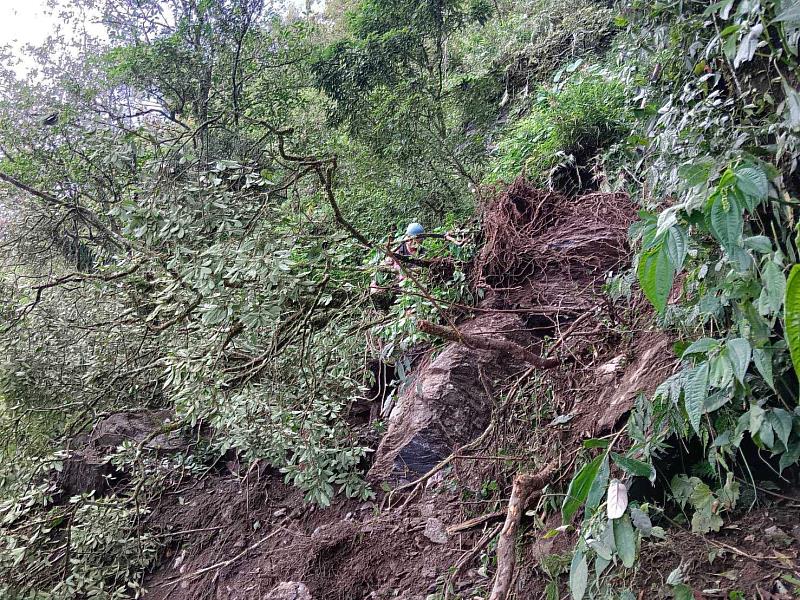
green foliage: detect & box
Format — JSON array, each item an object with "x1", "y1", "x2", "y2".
[
  {"x1": 785, "y1": 264, "x2": 800, "y2": 379},
  {"x1": 0, "y1": 477, "x2": 160, "y2": 599},
  {"x1": 488, "y1": 73, "x2": 630, "y2": 186}
]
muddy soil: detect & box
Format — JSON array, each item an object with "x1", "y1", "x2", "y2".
[{"x1": 142, "y1": 468, "x2": 476, "y2": 600}]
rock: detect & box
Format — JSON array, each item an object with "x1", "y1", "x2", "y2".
[
  {"x1": 264, "y1": 581, "x2": 313, "y2": 600},
  {"x1": 423, "y1": 517, "x2": 449, "y2": 544},
  {"x1": 764, "y1": 525, "x2": 793, "y2": 548},
  {"x1": 596, "y1": 354, "x2": 625, "y2": 376},
  {"x1": 55, "y1": 410, "x2": 186, "y2": 499},
  {"x1": 369, "y1": 313, "x2": 533, "y2": 483}
]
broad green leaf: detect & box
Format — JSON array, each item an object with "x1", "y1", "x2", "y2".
[
  {"x1": 678, "y1": 157, "x2": 715, "y2": 186},
  {"x1": 596, "y1": 552, "x2": 612, "y2": 582},
  {"x1": 735, "y1": 166, "x2": 768, "y2": 205},
  {"x1": 723, "y1": 32, "x2": 738, "y2": 60},
  {"x1": 587, "y1": 538, "x2": 613, "y2": 561},
  {"x1": 562, "y1": 455, "x2": 603, "y2": 524},
  {"x1": 733, "y1": 23, "x2": 763, "y2": 69},
  {"x1": 682, "y1": 337, "x2": 719, "y2": 357},
  {"x1": 583, "y1": 438, "x2": 610, "y2": 449},
  {"x1": 667, "y1": 566, "x2": 684, "y2": 586},
  {"x1": 762, "y1": 261, "x2": 787, "y2": 314},
  {"x1": 665, "y1": 225, "x2": 689, "y2": 270},
  {"x1": 611, "y1": 453, "x2": 656, "y2": 482},
  {"x1": 685, "y1": 362, "x2": 709, "y2": 435},
  {"x1": 669, "y1": 475, "x2": 700, "y2": 508},
  {"x1": 753, "y1": 348, "x2": 775, "y2": 389},
  {"x1": 586, "y1": 456, "x2": 609, "y2": 511},
  {"x1": 613, "y1": 513, "x2": 637, "y2": 568},
  {"x1": 773, "y1": 2, "x2": 800, "y2": 23},
  {"x1": 784, "y1": 265, "x2": 800, "y2": 379},
  {"x1": 709, "y1": 192, "x2": 743, "y2": 252},
  {"x1": 717, "y1": 472, "x2": 740, "y2": 509},
  {"x1": 692, "y1": 509, "x2": 723, "y2": 533},
  {"x1": 704, "y1": 389, "x2": 732, "y2": 412},
  {"x1": 725, "y1": 337, "x2": 751, "y2": 383},
  {"x1": 689, "y1": 480, "x2": 714, "y2": 512},
  {"x1": 708, "y1": 354, "x2": 733, "y2": 389},
  {"x1": 749, "y1": 405, "x2": 766, "y2": 435},
  {"x1": 779, "y1": 441, "x2": 800, "y2": 473},
  {"x1": 673, "y1": 584, "x2": 694, "y2": 600},
  {"x1": 569, "y1": 550, "x2": 588, "y2": 600},
  {"x1": 783, "y1": 79, "x2": 800, "y2": 128},
  {"x1": 744, "y1": 235, "x2": 773, "y2": 253},
  {"x1": 768, "y1": 409, "x2": 793, "y2": 448},
  {"x1": 638, "y1": 244, "x2": 674, "y2": 314},
  {"x1": 607, "y1": 479, "x2": 628, "y2": 519},
  {"x1": 758, "y1": 421, "x2": 775, "y2": 449},
  {"x1": 630, "y1": 507, "x2": 653, "y2": 536},
  {"x1": 656, "y1": 209, "x2": 678, "y2": 237}
]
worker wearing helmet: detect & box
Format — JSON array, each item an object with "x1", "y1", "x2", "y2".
[{"x1": 370, "y1": 222, "x2": 425, "y2": 298}]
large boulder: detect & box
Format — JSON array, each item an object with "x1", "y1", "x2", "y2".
[
  {"x1": 368, "y1": 313, "x2": 531, "y2": 483},
  {"x1": 56, "y1": 410, "x2": 185, "y2": 497}
]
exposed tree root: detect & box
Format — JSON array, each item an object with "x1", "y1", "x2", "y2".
[
  {"x1": 417, "y1": 320, "x2": 561, "y2": 369},
  {"x1": 489, "y1": 462, "x2": 557, "y2": 600}
]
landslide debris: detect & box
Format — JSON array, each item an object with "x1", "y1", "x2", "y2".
[{"x1": 77, "y1": 177, "x2": 792, "y2": 599}]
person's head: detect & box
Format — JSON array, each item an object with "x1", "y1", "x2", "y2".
[{"x1": 405, "y1": 222, "x2": 424, "y2": 253}]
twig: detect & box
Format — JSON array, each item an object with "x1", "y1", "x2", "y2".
[
  {"x1": 444, "y1": 523, "x2": 503, "y2": 600},
  {"x1": 446, "y1": 511, "x2": 505, "y2": 534}
]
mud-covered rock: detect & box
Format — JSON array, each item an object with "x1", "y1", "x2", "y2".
[
  {"x1": 56, "y1": 410, "x2": 186, "y2": 498},
  {"x1": 368, "y1": 313, "x2": 532, "y2": 483},
  {"x1": 265, "y1": 582, "x2": 313, "y2": 600}
]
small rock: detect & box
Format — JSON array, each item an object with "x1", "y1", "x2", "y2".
[
  {"x1": 596, "y1": 355, "x2": 625, "y2": 376},
  {"x1": 423, "y1": 517, "x2": 449, "y2": 544},
  {"x1": 264, "y1": 581, "x2": 313, "y2": 600},
  {"x1": 764, "y1": 525, "x2": 793, "y2": 548},
  {"x1": 273, "y1": 507, "x2": 287, "y2": 517}
]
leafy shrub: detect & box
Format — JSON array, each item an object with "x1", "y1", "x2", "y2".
[
  {"x1": 452, "y1": 0, "x2": 614, "y2": 89},
  {"x1": 488, "y1": 73, "x2": 630, "y2": 189},
  {"x1": 0, "y1": 479, "x2": 159, "y2": 600}
]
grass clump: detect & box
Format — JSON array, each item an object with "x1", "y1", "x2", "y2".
[{"x1": 488, "y1": 74, "x2": 630, "y2": 189}]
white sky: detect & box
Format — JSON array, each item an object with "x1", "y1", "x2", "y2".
[
  {"x1": 0, "y1": 0, "x2": 323, "y2": 73},
  {"x1": 0, "y1": 1, "x2": 62, "y2": 49}
]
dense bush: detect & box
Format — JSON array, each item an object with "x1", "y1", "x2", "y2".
[{"x1": 488, "y1": 73, "x2": 630, "y2": 189}]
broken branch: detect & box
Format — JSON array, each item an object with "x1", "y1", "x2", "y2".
[
  {"x1": 489, "y1": 462, "x2": 557, "y2": 600},
  {"x1": 418, "y1": 320, "x2": 561, "y2": 369}
]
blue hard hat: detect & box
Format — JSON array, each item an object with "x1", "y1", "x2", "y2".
[{"x1": 405, "y1": 222, "x2": 424, "y2": 237}]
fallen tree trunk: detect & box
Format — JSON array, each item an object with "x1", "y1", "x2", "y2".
[
  {"x1": 417, "y1": 320, "x2": 561, "y2": 369},
  {"x1": 489, "y1": 462, "x2": 557, "y2": 600}
]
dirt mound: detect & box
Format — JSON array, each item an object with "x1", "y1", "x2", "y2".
[{"x1": 141, "y1": 469, "x2": 469, "y2": 600}]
